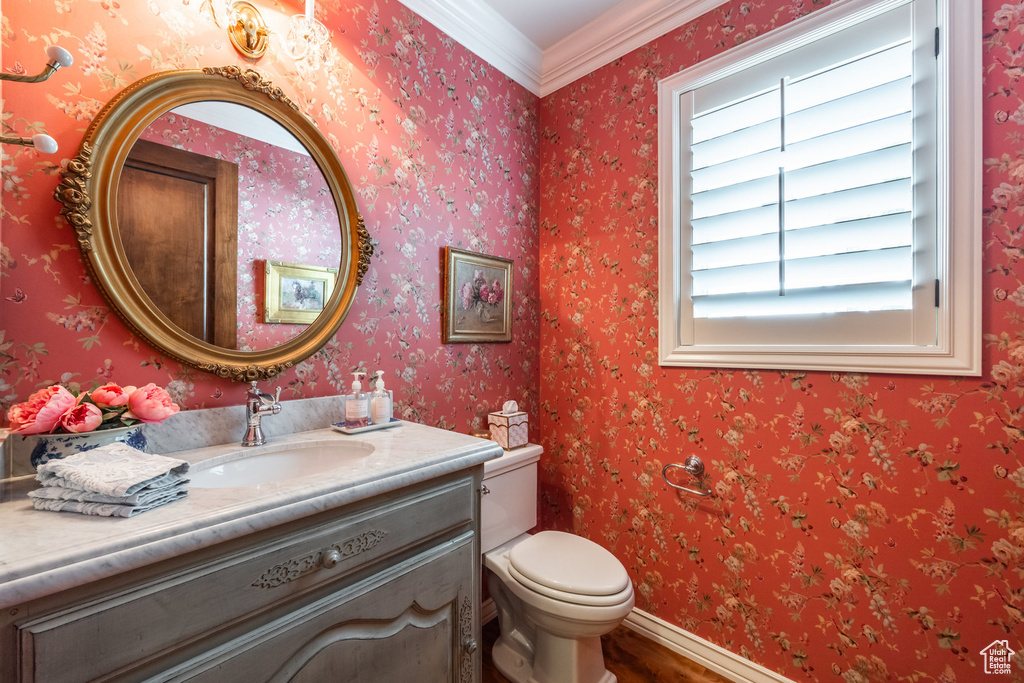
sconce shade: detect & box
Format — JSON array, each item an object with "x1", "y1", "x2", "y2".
[{"x1": 284, "y1": 14, "x2": 328, "y2": 63}]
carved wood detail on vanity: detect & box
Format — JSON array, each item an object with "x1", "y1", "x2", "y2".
[
  {"x1": 253, "y1": 529, "x2": 388, "y2": 588},
  {"x1": 460, "y1": 595, "x2": 476, "y2": 683}
]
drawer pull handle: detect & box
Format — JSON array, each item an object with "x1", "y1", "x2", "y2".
[
  {"x1": 252, "y1": 529, "x2": 389, "y2": 589},
  {"x1": 320, "y1": 548, "x2": 342, "y2": 569},
  {"x1": 463, "y1": 637, "x2": 478, "y2": 654},
  {"x1": 481, "y1": 484, "x2": 490, "y2": 495}
]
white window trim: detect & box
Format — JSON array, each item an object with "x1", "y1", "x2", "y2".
[{"x1": 657, "y1": 0, "x2": 981, "y2": 376}]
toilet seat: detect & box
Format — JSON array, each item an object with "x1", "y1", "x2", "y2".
[{"x1": 507, "y1": 531, "x2": 632, "y2": 607}]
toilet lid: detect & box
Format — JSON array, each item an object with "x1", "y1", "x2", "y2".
[{"x1": 508, "y1": 531, "x2": 630, "y2": 597}]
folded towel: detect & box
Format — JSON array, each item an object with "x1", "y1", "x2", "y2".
[
  {"x1": 35, "y1": 443, "x2": 189, "y2": 497},
  {"x1": 29, "y1": 486, "x2": 188, "y2": 517},
  {"x1": 28, "y1": 478, "x2": 188, "y2": 506}
]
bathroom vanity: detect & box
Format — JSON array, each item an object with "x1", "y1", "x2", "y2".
[{"x1": 0, "y1": 420, "x2": 501, "y2": 682}]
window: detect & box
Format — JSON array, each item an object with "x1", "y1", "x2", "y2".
[{"x1": 657, "y1": 0, "x2": 980, "y2": 375}]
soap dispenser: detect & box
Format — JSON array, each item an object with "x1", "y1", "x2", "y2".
[
  {"x1": 345, "y1": 371, "x2": 370, "y2": 429},
  {"x1": 370, "y1": 370, "x2": 393, "y2": 425}
]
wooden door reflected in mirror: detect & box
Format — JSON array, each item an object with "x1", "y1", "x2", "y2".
[{"x1": 119, "y1": 140, "x2": 239, "y2": 348}]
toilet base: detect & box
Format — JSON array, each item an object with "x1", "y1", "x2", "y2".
[{"x1": 492, "y1": 630, "x2": 617, "y2": 683}]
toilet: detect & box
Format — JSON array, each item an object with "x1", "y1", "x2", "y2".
[{"x1": 482, "y1": 445, "x2": 635, "y2": 683}]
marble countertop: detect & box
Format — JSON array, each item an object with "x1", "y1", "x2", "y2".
[{"x1": 0, "y1": 420, "x2": 502, "y2": 610}]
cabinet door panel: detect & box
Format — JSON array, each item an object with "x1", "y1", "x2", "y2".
[
  {"x1": 172, "y1": 536, "x2": 477, "y2": 683},
  {"x1": 285, "y1": 605, "x2": 452, "y2": 682}
]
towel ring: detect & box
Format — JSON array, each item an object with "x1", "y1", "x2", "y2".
[{"x1": 662, "y1": 455, "x2": 712, "y2": 498}]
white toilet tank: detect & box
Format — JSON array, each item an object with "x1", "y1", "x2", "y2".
[{"x1": 481, "y1": 444, "x2": 541, "y2": 553}]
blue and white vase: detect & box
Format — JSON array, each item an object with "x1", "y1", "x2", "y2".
[{"x1": 6, "y1": 425, "x2": 149, "y2": 473}]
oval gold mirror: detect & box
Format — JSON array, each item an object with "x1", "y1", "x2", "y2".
[{"x1": 54, "y1": 66, "x2": 372, "y2": 382}]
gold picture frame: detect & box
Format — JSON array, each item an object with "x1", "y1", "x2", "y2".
[
  {"x1": 443, "y1": 247, "x2": 513, "y2": 343},
  {"x1": 264, "y1": 260, "x2": 338, "y2": 325}
]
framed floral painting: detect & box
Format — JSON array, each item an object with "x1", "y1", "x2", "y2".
[
  {"x1": 264, "y1": 260, "x2": 338, "y2": 325},
  {"x1": 443, "y1": 247, "x2": 513, "y2": 343}
]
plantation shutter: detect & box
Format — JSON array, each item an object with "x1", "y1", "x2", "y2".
[{"x1": 681, "y1": 2, "x2": 936, "y2": 346}]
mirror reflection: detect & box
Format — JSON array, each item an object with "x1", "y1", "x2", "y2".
[{"x1": 117, "y1": 101, "x2": 342, "y2": 353}]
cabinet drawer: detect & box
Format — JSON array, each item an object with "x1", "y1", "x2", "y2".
[{"x1": 17, "y1": 475, "x2": 475, "y2": 683}]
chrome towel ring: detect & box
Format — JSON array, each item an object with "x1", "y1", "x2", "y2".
[{"x1": 662, "y1": 455, "x2": 712, "y2": 498}]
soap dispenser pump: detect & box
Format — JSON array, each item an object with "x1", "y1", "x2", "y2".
[
  {"x1": 370, "y1": 370, "x2": 393, "y2": 425},
  {"x1": 345, "y1": 371, "x2": 370, "y2": 429}
]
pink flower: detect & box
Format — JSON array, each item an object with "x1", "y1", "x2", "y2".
[
  {"x1": 58, "y1": 402, "x2": 103, "y2": 433},
  {"x1": 124, "y1": 383, "x2": 180, "y2": 423},
  {"x1": 7, "y1": 385, "x2": 78, "y2": 434},
  {"x1": 479, "y1": 284, "x2": 491, "y2": 301},
  {"x1": 91, "y1": 383, "x2": 130, "y2": 407}
]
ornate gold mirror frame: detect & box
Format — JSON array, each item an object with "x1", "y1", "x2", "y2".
[{"x1": 54, "y1": 66, "x2": 373, "y2": 382}]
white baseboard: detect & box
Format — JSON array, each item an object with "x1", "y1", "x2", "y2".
[
  {"x1": 623, "y1": 609, "x2": 794, "y2": 683},
  {"x1": 482, "y1": 599, "x2": 792, "y2": 683}
]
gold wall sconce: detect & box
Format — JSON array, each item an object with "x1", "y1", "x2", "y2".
[
  {"x1": 227, "y1": 1, "x2": 270, "y2": 60},
  {"x1": 206, "y1": 0, "x2": 327, "y2": 66},
  {"x1": 209, "y1": 0, "x2": 269, "y2": 60}
]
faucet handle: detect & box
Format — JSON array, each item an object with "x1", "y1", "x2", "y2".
[
  {"x1": 257, "y1": 384, "x2": 281, "y2": 405},
  {"x1": 247, "y1": 381, "x2": 281, "y2": 403}
]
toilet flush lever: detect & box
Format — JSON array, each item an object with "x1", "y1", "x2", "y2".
[{"x1": 662, "y1": 455, "x2": 712, "y2": 498}]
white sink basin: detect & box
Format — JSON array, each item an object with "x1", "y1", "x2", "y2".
[{"x1": 189, "y1": 439, "x2": 375, "y2": 488}]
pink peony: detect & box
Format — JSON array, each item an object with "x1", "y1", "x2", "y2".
[
  {"x1": 7, "y1": 385, "x2": 78, "y2": 434},
  {"x1": 91, "y1": 383, "x2": 130, "y2": 407},
  {"x1": 58, "y1": 402, "x2": 103, "y2": 433},
  {"x1": 124, "y1": 383, "x2": 180, "y2": 423}
]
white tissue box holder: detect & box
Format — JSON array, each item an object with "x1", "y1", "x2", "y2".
[{"x1": 488, "y1": 410, "x2": 528, "y2": 450}]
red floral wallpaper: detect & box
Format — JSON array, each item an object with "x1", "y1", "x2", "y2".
[
  {"x1": 0, "y1": 0, "x2": 540, "y2": 433},
  {"x1": 142, "y1": 111, "x2": 341, "y2": 351},
  {"x1": 4, "y1": 0, "x2": 1024, "y2": 680},
  {"x1": 538, "y1": 1, "x2": 1023, "y2": 681}
]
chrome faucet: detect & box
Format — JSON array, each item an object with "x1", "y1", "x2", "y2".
[{"x1": 242, "y1": 381, "x2": 282, "y2": 447}]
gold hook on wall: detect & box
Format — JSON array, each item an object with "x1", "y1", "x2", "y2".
[
  {"x1": 0, "y1": 134, "x2": 58, "y2": 153},
  {"x1": 1, "y1": 45, "x2": 73, "y2": 83},
  {"x1": 1, "y1": 45, "x2": 73, "y2": 154}
]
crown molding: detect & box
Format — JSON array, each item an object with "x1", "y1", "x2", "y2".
[
  {"x1": 394, "y1": 0, "x2": 729, "y2": 99},
  {"x1": 395, "y1": 0, "x2": 543, "y2": 95},
  {"x1": 540, "y1": 0, "x2": 728, "y2": 96}
]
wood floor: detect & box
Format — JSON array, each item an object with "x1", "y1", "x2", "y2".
[{"x1": 481, "y1": 618, "x2": 735, "y2": 683}]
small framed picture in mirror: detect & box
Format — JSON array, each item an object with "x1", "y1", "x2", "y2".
[
  {"x1": 443, "y1": 247, "x2": 513, "y2": 343},
  {"x1": 264, "y1": 260, "x2": 338, "y2": 324}
]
